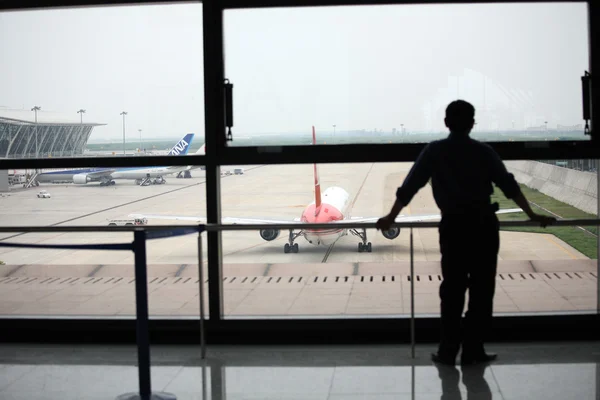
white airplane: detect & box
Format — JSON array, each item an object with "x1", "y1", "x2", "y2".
[
  {"x1": 37, "y1": 133, "x2": 202, "y2": 186},
  {"x1": 132, "y1": 127, "x2": 522, "y2": 253}
]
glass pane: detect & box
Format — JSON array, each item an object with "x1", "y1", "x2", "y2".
[
  {"x1": 210, "y1": 159, "x2": 597, "y2": 318},
  {"x1": 412, "y1": 158, "x2": 598, "y2": 316},
  {"x1": 0, "y1": 4, "x2": 204, "y2": 159},
  {"x1": 224, "y1": 3, "x2": 589, "y2": 146},
  {"x1": 0, "y1": 163, "x2": 207, "y2": 318}
]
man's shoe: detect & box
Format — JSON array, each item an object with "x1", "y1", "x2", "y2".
[
  {"x1": 431, "y1": 352, "x2": 456, "y2": 366},
  {"x1": 460, "y1": 352, "x2": 497, "y2": 365}
]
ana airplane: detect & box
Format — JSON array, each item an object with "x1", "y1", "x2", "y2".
[
  {"x1": 36, "y1": 133, "x2": 199, "y2": 187},
  {"x1": 132, "y1": 127, "x2": 522, "y2": 253}
]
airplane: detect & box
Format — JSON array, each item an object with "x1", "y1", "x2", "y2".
[
  {"x1": 131, "y1": 127, "x2": 523, "y2": 253},
  {"x1": 36, "y1": 133, "x2": 198, "y2": 187},
  {"x1": 177, "y1": 143, "x2": 206, "y2": 177}
]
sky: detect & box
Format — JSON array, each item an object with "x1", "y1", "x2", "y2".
[{"x1": 0, "y1": 2, "x2": 589, "y2": 141}]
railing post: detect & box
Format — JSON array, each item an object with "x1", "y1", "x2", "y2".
[
  {"x1": 198, "y1": 232, "x2": 206, "y2": 359},
  {"x1": 116, "y1": 230, "x2": 176, "y2": 400},
  {"x1": 135, "y1": 230, "x2": 151, "y2": 399},
  {"x1": 410, "y1": 227, "x2": 415, "y2": 359}
]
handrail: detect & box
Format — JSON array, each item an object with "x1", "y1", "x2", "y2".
[
  {"x1": 0, "y1": 216, "x2": 597, "y2": 393},
  {"x1": 0, "y1": 218, "x2": 597, "y2": 233}
]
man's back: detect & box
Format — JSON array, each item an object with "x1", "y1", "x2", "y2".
[
  {"x1": 377, "y1": 99, "x2": 555, "y2": 367},
  {"x1": 428, "y1": 135, "x2": 506, "y2": 213},
  {"x1": 396, "y1": 133, "x2": 521, "y2": 215}
]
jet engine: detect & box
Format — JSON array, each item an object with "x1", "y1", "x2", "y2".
[
  {"x1": 260, "y1": 228, "x2": 281, "y2": 241},
  {"x1": 73, "y1": 174, "x2": 90, "y2": 185},
  {"x1": 381, "y1": 227, "x2": 400, "y2": 240}
]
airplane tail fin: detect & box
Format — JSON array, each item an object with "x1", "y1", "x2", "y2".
[
  {"x1": 168, "y1": 133, "x2": 195, "y2": 155},
  {"x1": 196, "y1": 144, "x2": 206, "y2": 155},
  {"x1": 312, "y1": 126, "x2": 322, "y2": 211}
]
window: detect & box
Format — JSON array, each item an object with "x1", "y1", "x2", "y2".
[
  {"x1": 0, "y1": 161, "x2": 206, "y2": 317},
  {"x1": 0, "y1": 4, "x2": 204, "y2": 159},
  {"x1": 216, "y1": 159, "x2": 597, "y2": 318},
  {"x1": 224, "y1": 3, "x2": 590, "y2": 146}
]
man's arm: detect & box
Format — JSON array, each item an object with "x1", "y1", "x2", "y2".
[
  {"x1": 376, "y1": 144, "x2": 433, "y2": 231},
  {"x1": 487, "y1": 147, "x2": 555, "y2": 227},
  {"x1": 512, "y1": 192, "x2": 555, "y2": 227}
]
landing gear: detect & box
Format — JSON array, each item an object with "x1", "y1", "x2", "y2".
[
  {"x1": 358, "y1": 242, "x2": 372, "y2": 253},
  {"x1": 100, "y1": 180, "x2": 115, "y2": 187},
  {"x1": 284, "y1": 243, "x2": 299, "y2": 254},
  {"x1": 351, "y1": 228, "x2": 372, "y2": 253},
  {"x1": 283, "y1": 230, "x2": 302, "y2": 253},
  {"x1": 153, "y1": 177, "x2": 166, "y2": 185}
]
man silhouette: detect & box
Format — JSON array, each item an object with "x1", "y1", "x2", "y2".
[{"x1": 376, "y1": 100, "x2": 554, "y2": 365}]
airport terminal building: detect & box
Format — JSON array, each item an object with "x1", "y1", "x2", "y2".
[{"x1": 0, "y1": 108, "x2": 104, "y2": 158}]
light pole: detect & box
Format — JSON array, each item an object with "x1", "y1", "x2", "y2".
[
  {"x1": 545, "y1": 121, "x2": 548, "y2": 131},
  {"x1": 401, "y1": 124, "x2": 405, "y2": 136},
  {"x1": 138, "y1": 129, "x2": 143, "y2": 152},
  {"x1": 120, "y1": 111, "x2": 127, "y2": 155},
  {"x1": 31, "y1": 106, "x2": 41, "y2": 158},
  {"x1": 333, "y1": 125, "x2": 336, "y2": 142},
  {"x1": 77, "y1": 109, "x2": 86, "y2": 124}
]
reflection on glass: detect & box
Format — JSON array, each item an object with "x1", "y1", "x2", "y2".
[{"x1": 225, "y1": 3, "x2": 589, "y2": 145}]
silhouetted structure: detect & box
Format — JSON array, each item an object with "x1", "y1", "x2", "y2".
[{"x1": 377, "y1": 100, "x2": 553, "y2": 365}]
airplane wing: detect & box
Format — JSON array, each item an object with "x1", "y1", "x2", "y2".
[
  {"x1": 132, "y1": 208, "x2": 523, "y2": 227},
  {"x1": 132, "y1": 214, "x2": 205, "y2": 222},
  {"x1": 129, "y1": 214, "x2": 301, "y2": 225},
  {"x1": 343, "y1": 208, "x2": 524, "y2": 224},
  {"x1": 85, "y1": 169, "x2": 117, "y2": 180}
]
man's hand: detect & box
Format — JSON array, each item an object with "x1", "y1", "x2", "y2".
[
  {"x1": 529, "y1": 213, "x2": 556, "y2": 228},
  {"x1": 376, "y1": 215, "x2": 394, "y2": 231}
]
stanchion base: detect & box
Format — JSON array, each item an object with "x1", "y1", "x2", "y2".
[{"x1": 116, "y1": 392, "x2": 177, "y2": 400}]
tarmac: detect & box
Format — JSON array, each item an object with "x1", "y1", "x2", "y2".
[{"x1": 0, "y1": 162, "x2": 596, "y2": 317}]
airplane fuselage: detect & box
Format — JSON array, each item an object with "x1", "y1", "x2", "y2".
[
  {"x1": 301, "y1": 186, "x2": 350, "y2": 246},
  {"x1": 36, "y1": 166, "x2": 188, "y2": 183},
  {"x1": 110, "y1": 166, "x2": 188, "y2": 180}
]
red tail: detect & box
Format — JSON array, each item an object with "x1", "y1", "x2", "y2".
[{"x1": 312, "y1": 126, "x2": 322, "y2": 214}]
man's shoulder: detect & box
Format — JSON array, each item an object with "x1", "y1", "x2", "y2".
[
  {"x1": 427, "y1": 138, "x2": 448, "y2": 148},
  {"x1": 467, "y1": 137, "x2": 496, "y2": 152}
]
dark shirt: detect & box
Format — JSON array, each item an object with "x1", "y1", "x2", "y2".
[{"x1": 396, "y1": 133, "x2": 522, "y2": 214}]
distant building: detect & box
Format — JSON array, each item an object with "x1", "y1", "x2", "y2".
[
  {"x1": 0, "y1": 108, "x2": 105, "y2": 158},
  {"x1": 556, "y1": 124, "x2": 583, "y2": 132}
]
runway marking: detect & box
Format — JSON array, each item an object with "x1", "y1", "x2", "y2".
[
  {"x1": 322, "y1": 163, "x2": 375, "y2": 263},
  {"x1": 263, "y1": 263, "x2": 272, "y2": 276},
  {"x1": 543, "y1": 235, "x2": 578, "y2": 259},
  {"x1": 322, "y1": 243, "x2": 336, "y2": 263},
  {"x1": 529, "y1": 200, "x2": 597, "y2": 238},
  {"x1": 0, "y1": 165, "x2": 266, "y2": 244},
  {"x1": 88, "y1": 265, "x2": 104, "y2": 277},
  {"x1": 5, "y1": 264, "x2": 24, "y2": 277},
  {"x1": 175, "y1": 264, "x2": 187, "y2": 277}
]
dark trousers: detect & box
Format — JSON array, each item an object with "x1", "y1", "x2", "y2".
[{"x1": 437, "y1": 212, "x2": 499, "y2": 358}]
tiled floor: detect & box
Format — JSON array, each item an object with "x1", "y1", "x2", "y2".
[{"x1": 0, "y1": 342, "x2": 598, "y2": 399}]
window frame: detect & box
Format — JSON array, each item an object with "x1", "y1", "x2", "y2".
[{"x1": 0, "y1": 0, "x2": 597, "y2": 341}]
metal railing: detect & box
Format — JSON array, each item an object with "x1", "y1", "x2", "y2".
[{"x1": 0, "y1": 218, "x2": 598, "y2": 400}]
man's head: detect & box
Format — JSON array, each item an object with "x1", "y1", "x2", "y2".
[{"x1": 444, "y1": 100, "x2": 475, "y2": 135}]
